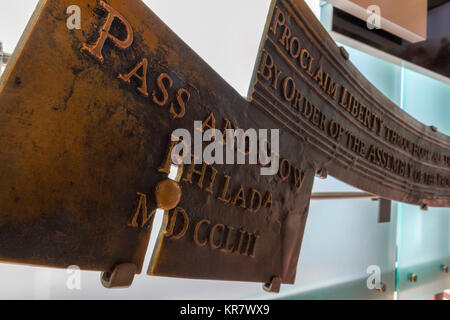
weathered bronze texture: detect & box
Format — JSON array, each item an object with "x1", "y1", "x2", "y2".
[
  {"x1": 310, "y1": 192, "x2": 377, "y2": 200},
  {"x1": 0, "y1": 0, "x2": 448, "y2": 288},
  {"x1": 378, "y1": 199, "x2": 392, "y2": 223},
  {"x1": 263, "y1": 276, "x2": 282, "y2": 293},
  {"x1": 155, "y1": 179, "x2": 182, "y2": 211},
  {"x1": 101, "y1": 263, "x2": 137, "y2": 289},
  {"x1": 251, "y1": 0, "x2": 450, "y2": 208}
]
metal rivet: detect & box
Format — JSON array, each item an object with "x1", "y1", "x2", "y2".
[
  {"x1": 441, "y1": 265, "x2": 449, "y2": 273},
  {"x1": 408, "y1": 273, "x2": 418, "y2": 283},
  {"x1": 377, "y1": 283, "x2": 387, "y2": 293},
  {"x1": 315, "y1": 168, "x2": 328, "y2": 179},
  {"x1": 101, "y1": 263, "x2": 137, "y2": 289},
  {"x1": 155, "y1": 179, "x2": 182, "y2": 211},
  {"x1": 340, "y1": 46, "x2": 349, "y2": 60},
  {"x1": 263, "y1": 276, "x2": 282, "y2": 293}
]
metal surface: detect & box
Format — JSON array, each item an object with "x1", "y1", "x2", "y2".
[
  {"x1": 155, "y1": 179, "x2": 182, "y2": 211},
  {"x1": 0, "y1": 0, "x2": 448, "y2": 287},
  {"x1": 263, "y1": 276, "x2": 282, "y2": 293},
  {"x1": 310, "y1": 191, "x2": 377, "y2": 199},
  {"x1": 250, "y1": 0, "x2": 450, "y2": 208},
  {"x1": 409, "y1": 273, "x2": 419, "y2": 283},
  {"x1": 378, "y1": 198, "x2": 391, "y2": 223},
  {"x1": 101, "y1": 263, "x2": 137, "y2": 289}
]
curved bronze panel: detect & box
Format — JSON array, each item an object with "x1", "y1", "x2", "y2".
[
  {"x1": 250, "y1": 0, "x2": 450, "y2": 208},
  {"x1": 0, "y1": 0, "x2": 447, "y2": 286}
]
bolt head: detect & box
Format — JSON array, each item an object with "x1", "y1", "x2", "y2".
[
  {"x1": 263, "y1": 276, "x2": 282, "y2": 293},
  {"x1": 409, "y1": 273, "x2": 418, "y2": 283},
  {"x1": 340, "y1": 46, "x2": 349, "y2": 60},
  {"x1": 155, "y1": 179, "x2": 182, "y2": 211},
  {"x1": 315, "y1": 168, "x2": 328, "y2": 179},
  {"x1": 377, "y1": 283, "x2": 387, "y2": 293}
]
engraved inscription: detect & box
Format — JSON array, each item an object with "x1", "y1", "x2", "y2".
[{"x1": 253, "y1": 4, "x2": 450, "y2": 190}]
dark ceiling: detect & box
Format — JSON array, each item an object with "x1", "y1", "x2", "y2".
[{"x1": 428, "y1": 0, "x2": 449, "y2": 10}]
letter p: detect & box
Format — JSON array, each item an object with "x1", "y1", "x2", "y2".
[{"x1": 82, "y1": 1, "x2": 134, "y2": 63}]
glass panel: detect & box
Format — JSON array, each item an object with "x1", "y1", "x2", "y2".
[
  {"x1": 396, "y1": 205, "x2": 450, "y2": 300},
  {"x1": 341, "y1": 44, "x2": 403, "y2": 106},
  {"x1": 278, "y1": 195, "x2": 397, "y2": 299},
  {"x1": 396, "y1": 67, "x2": 450, "y2": 300},
  {"x1": 402, "y1": 68, "x2": 450, "y2": 135}
]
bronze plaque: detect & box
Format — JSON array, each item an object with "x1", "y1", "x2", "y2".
[
  {"x1": 251, "y1": 0, "x2": 450, "y2": 208},
  {"x1": 0, "y1": 0, "x2": 448, "y2": 287}
]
